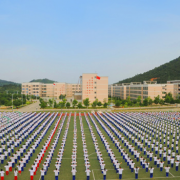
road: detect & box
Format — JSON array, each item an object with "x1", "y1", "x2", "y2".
[{"x1": 18, "y1": 101, "x2": 40, "y2": 112}]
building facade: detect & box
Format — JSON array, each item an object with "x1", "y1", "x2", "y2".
[
  {"x1": 109, "y1": 80, "x2": 180, "y2": 101},
  {"x1": 22, "y1": 73, "x2": 108, "y2": 103}
]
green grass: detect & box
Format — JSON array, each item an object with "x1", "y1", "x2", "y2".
[{"x1": 1, "y1": 112, "x2": 180, "y2": 180}]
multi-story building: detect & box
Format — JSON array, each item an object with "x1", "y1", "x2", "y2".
[
  {"x1": 109, "y1": 80, "x2": 180, "y2": 101},
  {"x1": 22, "y1": 73, "x2": 108, "y2": 103}
]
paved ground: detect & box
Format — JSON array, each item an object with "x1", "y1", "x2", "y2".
[
  {"x1": 0, "y1": 102, "x2": 179, "y2": 112},
  {"x1": 18, "y1": 101, "x2": 40, "y2": 112}
]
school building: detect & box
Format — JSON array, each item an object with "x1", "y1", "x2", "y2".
[
  {"x1": 21, "y1": 73, "x2": 108, "y2": 103},
  {"x1": 108, "y1": 80, "x2": 180, "y2": 101}
]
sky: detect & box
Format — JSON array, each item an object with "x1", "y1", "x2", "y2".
[{"x1": 0, "y1": 0, "x2": 180, "y2": 84}]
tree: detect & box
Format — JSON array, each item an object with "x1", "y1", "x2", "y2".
[
  {"x1": 48, "y1": 99, "x2": 53, "y2": 107},
  {"x1": 154, "y1": 95, "x2": 160, "y2": 104},
  {"x1": 13, "y1": 99, "x2": 22, "y2": 108},
  {"x1": 97, "y1": 101, "x2": 102, "y2": 107},
  {"x1": 103, "y1": 102, "x2": 108, "y2": 108},
  {"x1": 143, "y1": 98, "x2": 148, "y2": 106},
  {"x1": 72, "y1": 99, "x2": 78, "y2": 108},
  {"x1": 66, "y1": 102, "x2": 70, "y2": 108},
  {"x1": 54, "y1": 101, "x2": 58, "y2": 108},
  {"x1": 137, "y1": 96, "x2": 141, "y2": 105},
  {"x1": 159, "y1": 99, "x2": 164, "y2": 105},
  {"x1": 83, "y1": 98, "x2": 90, "y2": 108},
  {"x1": 148, "y1": 97, "x2": 153, "y2": 105},
  {"x1": 58, "y1": 101, "x2": 65, "y2": 108},
  {"x1": 59, "y1": 94, "x2": 66, "y2": 100},
  {"x1": 92, "y1": 99, "x2": 98, "y2": 108},
  {"x1": 77, "y1": 102, "x2": 83, "y2": 108},
  {"x1": 115, "y1": 100, "x2": 121, "y2": 107},
  {"x1": 39, "y1": 101, "x2": 47, "y2": 109}
]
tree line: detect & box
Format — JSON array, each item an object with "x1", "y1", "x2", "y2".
[{"x1": 113, "y1": 92, "x2": 180, "y2": 107}]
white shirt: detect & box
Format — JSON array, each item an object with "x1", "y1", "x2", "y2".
[
  {"x1": 85, "y1": 169, "x2": 91, "y2": 176},
  {"x1": 164, "y1": 167, "x2": 170, "y2": 172},
  {"x1": 118, "y1": 168, "x2": 123, "y2": 174}
]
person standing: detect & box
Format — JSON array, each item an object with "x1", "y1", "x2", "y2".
[
  {"x1": 85, "y1": 168, "x2": 91, "y2": 180},
  {"x1": 134, "y1": 167, "x2": 140, "y2": 179},
  {"x1": 53, "y1": 168, "x2": 59, "y2": 180},
  {"x1": 149, "y1": 167, "x2": 154, "y2": 178},
  {"x1": 40, "y1": 168, "x2": 45, "y2": 180},
  {"x1": 71, "y1": 168, "x2": 77, "y2": 180},
  {"x1": 164, "y1": 165, "x2": 170, "y2": 177},
  {"x1": 175, "y1": 160, "x2": 179, "y2": 171},
  {"x1": 102, "y1": 168, "x2": 107, "y2": 180},
  {"x1": 14, "y1": 168, "x2": 18, "y2": 180},
  {"x1": 0, "y1": 169, "x2": 4, "y2": 180},
  {"x1": 118, "y1": 167, "x2": 124, "y2": 179},
  {"x1": 29, "y1": 167, "x2": 34, "y2": 180}
]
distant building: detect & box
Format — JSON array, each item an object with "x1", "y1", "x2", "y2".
[
  {"x1": 108, "y1": 80, "x2": 180, "y2": 101},
  {"x1": 21, "y1": 73, "x2": 108, "y2": 103}
]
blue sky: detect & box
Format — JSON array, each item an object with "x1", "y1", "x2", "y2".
[{"x1": 0, "y1": 0, "x2": 180, "y2": 84}]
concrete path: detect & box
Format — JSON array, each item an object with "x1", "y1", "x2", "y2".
[{"x1": 18, "y1": 101, "x2": 40, "y2": 112}]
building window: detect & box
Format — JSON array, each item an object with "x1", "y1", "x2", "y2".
[{"x1": 94, "y1": 97, "x2": 96, "y2": 99}]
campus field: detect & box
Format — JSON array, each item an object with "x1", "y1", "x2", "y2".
[{"x1": 0, "y1": 112, "x2": 180, "y2": 180}]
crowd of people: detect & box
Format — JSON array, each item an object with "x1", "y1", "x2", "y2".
[{"x1": 0, "y1": 111, "x2": 179, "y2": 180}]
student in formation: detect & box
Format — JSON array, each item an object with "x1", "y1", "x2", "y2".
[
  {"x1": 118, "y1": 167, "x2": 123, "y2": 179},
  {"x1": 71, "y1": 167, "x2": 77, "y2": 180},
  {"x1": 29, "y1": 167, "x2": 34, "y2": 180},
  {"x1": 134, "y1": 167, "x2": 140, "y2": 179},
  {"x1": 40, "y1": 168, "x2": 45, "y2": 180},
  {"x1": 0, "y1": 169, "x2": 4, "y2": 180},
  {"x1": 164, "y1": 165, "x2": 170, "y2": 177},
  {"x1": 53, "y1": 168, "x2": 59, "y2": 180},
  {"x1": 14, "y1": 168, "x2": 18, "y2": 180},
  {"x1": 102, "y1": 168, "x2": 108, "y2": 180},
  {"x1": 149, "y1": 167, "x2": 154, "y2": 178},
  {"x1": 4, "y1": 163, "x2": 9, "y2": 175},
  {"x1": 175, "y1": 160, "x2": 179, "y2": 171},
  {"x1": 85, "y1": 168, "x2": 91, "y2": 180}
]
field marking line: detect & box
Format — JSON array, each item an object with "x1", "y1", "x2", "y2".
[
  {"x1": 89, "y1": 150, "x2": 107, "y2": 157},
  {"x1": 169, "y1": 171, "x2": 175, "y2": 177},
  {"x1": 92, "y1": 169, "x2": 96, "y2": 180},
  {"x1": 39, "y1": 174, "x2": 41, "y2": 180}
]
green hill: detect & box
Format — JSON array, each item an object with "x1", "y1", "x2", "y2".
[
  {"x1": 0, "y1": 84, "x2": 21, "y2": 93},
  {"x1": 117, "y1": 56, "x2": 180, "y2": 84},
  {"x1": 30, "y1": 78, "x2": 57, "y2": 83},
  {"x1": 0, "y1": 79, "x2": 18, "y2": 86}
]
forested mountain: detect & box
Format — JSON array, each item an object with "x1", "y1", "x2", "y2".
[
  {"x1": 0, "y1": 79, "x2": 18, "y2": 86},
  {"x1": 0, "y1": 84, "x2": 21, "y2": 93},
  {"x1": 117, "y1": 56, "x2": 180, "y2": 84},
  {"x1": 30, "y1": 78, "x2": 56, "y2": 83}
]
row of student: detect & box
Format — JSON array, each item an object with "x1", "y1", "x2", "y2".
[
  {"x1": 4, "y1": 113, "x2": 57, "y2": 178},
  {"x1": 0, "y1": 112, "x2": 49, "y2": 159},
  {"x1": 39, "y1": 113, "x2": 65, "y2": 180},
  {"x1": 53, "y1": 113, "x2": 69, "y2": 180},
  {"x1": 29, "y1": 113, "x2": 61, "y2": 180},
  {"x1": 80, "y1": 113, "x2": 91, "y2": 180},
  {"x1": 0, "y1": 112, "x2": 28, "y2": 133},
  {"x1": 93, "y1": 113, "x2": 178, "y2": 178},
  {"x1": 108, "y1": 112, "x2": 179, "y2": 151},
  {"x1": 103, "y1": 112, "x2": 179, "y2": 166},
  {"x1": 103, "y1": 112, "x2": 179, "y2": 161},
  {"x1": 71, "y1": 113, "x2": 78, "y2": 180},
  {"x1": 2, "y1": 113, "x2": 57, "y2": 177},
  {"x1": 118, "y1": 112, "x2": 179, "y2": 142},
  {"x1": 100, "y1": 113, "x2": 180, "y2": 172},
  {"x1": 84, "y1": 113, "x2": 108, "y2": 179},
  {"x1": 88, "y1": 113, "x2": 126, "y2": 179}
]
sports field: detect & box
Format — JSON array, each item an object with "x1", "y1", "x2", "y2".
[{"x1": 0, "y1": 111, "x2": 180, "y2": 180}]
